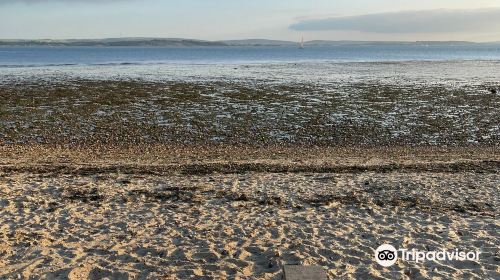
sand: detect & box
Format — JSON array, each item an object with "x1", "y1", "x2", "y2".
[{"x1": 0, "y1": 146, "x2": 498, "y2": 279}]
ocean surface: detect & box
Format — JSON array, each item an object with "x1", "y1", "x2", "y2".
[
  {"x1": 1, "y1": 44, "x2": 500, "y2": 84},
  {"x1": 0, "y1": 45, "x2": 500, "y2": 85},
  {"x1": 2, "y1": 44, "x2": 500, "y2": 66}
]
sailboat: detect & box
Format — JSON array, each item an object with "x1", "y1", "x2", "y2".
[{"x1": 299, "y1": 36, "x2": 304, "y2": 49}]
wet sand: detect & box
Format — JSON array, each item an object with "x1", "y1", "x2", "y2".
[
  {"x1": 0, "y1": 146, "x2": 498, "y2": 279},
  {"x1": 1, "y1": 80, "x2": 499, "y2": 147}
]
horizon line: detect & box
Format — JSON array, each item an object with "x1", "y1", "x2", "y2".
[{"x1": 1, "y1": 37, "x2": 499, "y2": 44}]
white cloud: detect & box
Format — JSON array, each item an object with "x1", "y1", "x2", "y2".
[{"x1": 290, "y1": 8, "x2": 500, "y2": 33}]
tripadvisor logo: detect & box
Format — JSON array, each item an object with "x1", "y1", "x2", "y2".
[
  {"x1": 375, "y1": 244, "x2": 398, "y2": 267},
  {"x1": 374, "y1": 244, "x2": 481, "y2": 267}
]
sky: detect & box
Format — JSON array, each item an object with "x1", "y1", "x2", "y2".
[{"x1": 1, "y1": 0, "x2": 500, "y2": 42}]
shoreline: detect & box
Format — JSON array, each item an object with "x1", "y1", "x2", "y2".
[{"x1": 1, "y1": 145, "x2": 499, "y2": 175}]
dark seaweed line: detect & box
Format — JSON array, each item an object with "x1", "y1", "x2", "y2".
[
  {"x1": 1, "y1": 160, "x2": 498, "y2": 176},
  {"x1": 34, "y1": 180, "x2": 497, "y2": 217}
]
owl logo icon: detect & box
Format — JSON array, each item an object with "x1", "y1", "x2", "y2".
[{"x1": 375, "y1": 244, "x2": 398, "y2": 267}]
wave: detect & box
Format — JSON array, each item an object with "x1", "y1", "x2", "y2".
[
  {"x1": 2, "y1": 59, "x2": 500, "y2": 68},
  {"x1": 0, "y1": 62, "x2": 148, "y2": 68},
  {"x1": 0, "y1": 61, "x2": 231, "y2": 68},
  {"x1": 0, "y1": 63, "x2": 81, "y2": 68}
]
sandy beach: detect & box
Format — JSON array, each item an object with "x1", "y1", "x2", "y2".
[{"x1": 0, "y1": 146, "x2": 498, "y2": 279}]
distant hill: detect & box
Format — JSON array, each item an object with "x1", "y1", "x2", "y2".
[
  {"x1": 305, "y1": 40, "x2": 404, "y2": 46},
  {"x1": 220, "y1": 39, "x2": 297, "y2": 46},
  {"x1": 0, "y1": 38, "x2": 226, "y2": 47},
  {"x1": 305, "y1": 40, "x2": 480, "y2": 46},
  {"x1": 414, "y1": 41, "x2": 478, "y2": 45},
  {"x1": 0, "y1": 38, "x2": 492, "y2": 47}
]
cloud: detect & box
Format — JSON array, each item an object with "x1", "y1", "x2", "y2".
[{"x1": 290, "y1": 8, "x2": 500, "y2": 33}]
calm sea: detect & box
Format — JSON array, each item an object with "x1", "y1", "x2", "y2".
[
  {"x1": 1, "y1": 44, "x2": 500, "y2": 85},
  {"x1": 1, "y1": 44, "x2": 500, "y2": 67}
]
